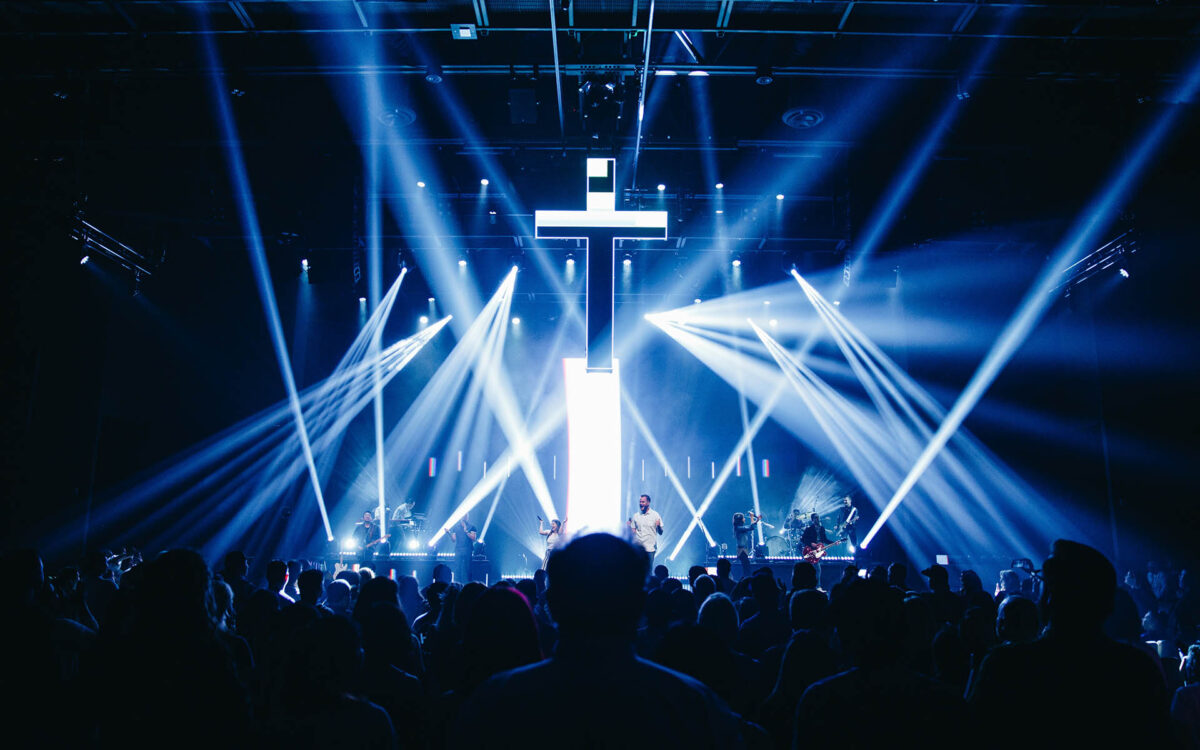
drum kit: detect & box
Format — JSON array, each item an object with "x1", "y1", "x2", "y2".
[{"x1": 388, "y1": 503, "x2": 426, "y2": 550}]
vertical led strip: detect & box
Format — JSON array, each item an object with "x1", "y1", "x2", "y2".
[{"x1": 564, "y1": 357, "x2": 622, "y2": 534}]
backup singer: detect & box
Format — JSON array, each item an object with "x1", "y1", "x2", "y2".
[
  {"x1": 538, "y1": 516, "x2": 567, "y2": 569},
  {"x1": 733, "y1": 512, "x2": 759, "y2": 558},
  {"x1": 446, "y1": 515, "x2": 478, "y2": 583},
  {"x1": 628, "y1": 494, "x2": 664, "y2": 560}
]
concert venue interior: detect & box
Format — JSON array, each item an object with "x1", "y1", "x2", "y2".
[{"x1": 2, "y1": 2, "x2": 1200, "y2": 744}]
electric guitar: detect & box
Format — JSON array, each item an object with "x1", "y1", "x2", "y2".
[
  {"x1": 363, "y1": 534, "x2": 391, "y2": 549},
  {"x1": 802, "y1": 538, "x2": 849, "y2": 563}
]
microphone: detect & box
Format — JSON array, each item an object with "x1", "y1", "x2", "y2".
[{"x1": 537, "y1": 515, "x2": 543, "y2": 522}]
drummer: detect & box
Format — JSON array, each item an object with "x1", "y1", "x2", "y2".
[
  {"x1": 391, "y1": 501, "x2": 415, "y2": 524},
  {"x1": 784, "y1": 509, "x2": 805, "y2": 532}
]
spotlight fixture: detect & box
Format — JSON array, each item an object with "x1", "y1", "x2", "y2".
[
  {"x1": 488, "y1": 210, "x2": 497, "y2": 215},
  {"x1": 764, "y1": 300, "x2": 771, "y2": 306},
  {"x1": 511, "y1": 317, "x2": 521, "y2": 325},
  {"x1": 776, "y1": 193, "x2": 785, "y2": 201},
  {"x1": 657, "y1": 183, "x2": 666, "y2": 191},
  {"x1": 458, "y1": 259, "x2": 467, "y2": 267},
  {"x1": 755, "y1": 65, "x2": 774, "y2": 86},
  {"x1": 688, "y1": 70, "x2": 710, "y2": 77},
  {"x1": 656, "y1": 69, "x2": 678, "y2": 77},
  {"x1": 731, "y1": 258, "x2": 742, "y2": 268},
  {"x1": 715, "y1": 182, "x2": 724, "y2": 189},
  {"x1": 80, "y1": 255, "x2": 90, "y2": 265},
  {"x1": 769, "y1": 319, "x2": 778, "y2": 328},
  {"x1": 427, "y1": 297, "x2": 435, "y2": 303},
  {"x1": 480, "y1": 178, "x2": 490, "y2": 186},
  {"x1": 715, "y1": 209, "x2": 724, "y2": 215},
  {"x1": 416, "y1": 181, "x2": 426, "y2": 188},
  {"x1": 622, "y1": 254, "x2": 633, "y2": 266},
  {"x1": 693, "y1": 298, "x2": 702, "y2": 304},
  {"x1": 1119, "y1": 268, "x2": 1130, "y2": 278},
  {"x1": 406, "y1": 539, "x2": 419, "y2": 550},
  {"x1": 424, "y1": 65, "x2": 444, "y2": 84},
  {"x1": 419, "y1": 315, "x2": 429, "y2": 324},
  {"x1": 566, "y1": 253, "x2": 575, "y2": 265},
  {"x1": 359, "y1": 297, "x2": 367, "y2": 304},
  {"x1": 833, "y1": 300, "x2": 841, "y2": 306},
  {"x1": 300, "y1": 258, "x2": 310, "y2": 271}
]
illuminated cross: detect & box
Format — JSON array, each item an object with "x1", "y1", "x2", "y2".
[
  {"x1": 535, "y1": 159, "x2": 667, "y2": 533},
  {"x1": 535, "y1": 158, "x2": 668, "y2": 371}
]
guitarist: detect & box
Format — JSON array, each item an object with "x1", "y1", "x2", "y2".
[
  {"x1": 354, "y1": 510, "x2": 388, "y2": 565},
  {"x1": 801, "y1": 513, "x2": 833, "y2": 582},
  {"x1": 835, "y1": 496, "x2": 859, "y2": 551}
]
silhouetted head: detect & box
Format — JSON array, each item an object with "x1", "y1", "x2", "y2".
[
  {"x1": 533, "y1": 568, "x2": 548, "y2": 593},
  {"x1": 211, "y1": 579, "x2": 234, "y2": 627},
  {"x1": 922, "y1": 564, "x2": 950, "y2": 591},
  {"x1": 669, "y1": 588, "x2": 697, "y2": 624},
  {"x1": 432, "y1": 563, "x2": 452, "y2": 585},
  {"x1": 139, "y1": 549, "x2": 217, "y2": 633},
  {"x1": 1040, "y1": 539, "x2": 1116, "y2": 631},
  {"x1": 1000, "y1": 569, "x2": 1021, "y2": 592},
  {"x1": 298, "y1": 569, "x2": 324, "y2": 604},
  {"x1": 653, "y1": 564, "x2": 669, "y2": 582},
  {"x1": 831, "y1": 578, "x2": 906, "y2": 667},
  {"x1": 697, "y1": 592, "x2": 739, "y2": 648},
  {"x1": 644, "y1": 588, "x2": 672, "y2": 629},
  {"x1": 1185, "y1": 644, "x2": 1200, "y2": 685},
  {"x1": 734, "y1": 513, "x2": 745, "y2": 525},
  {"x1": 693, "y1": 575, "x2": 716, "y2": 602},
  {"x1": 222, "y1": 550, "x2": 248, "y2": 579},
  {"x1": 996, "y1": 594, "x2": 1040, "y2": 644},
  {"x1": 688, "y1": 565, "x2": 707, "y2": 587},
  {"x1": 514, "y1": 578, "x2": 537, "y2": 605},
  {"x1": 751, "y1": 572, "x2": 781, "y2": 609},
  {"x1": 960, "y1": 569, "x2": 984, "y2": 594},
  {"x1": 791, "y1": 562, "x2": 818, "y2": 591},
  {"x1": 355, "y1": 576, "x2": 400, "y2": 620},
  {"x1": 359, "y1": 601, "x2": 412, "y2": 668},
  {"x1": 266, "y1": 559, "x2": 287, "y2": 591},
  {"x1": 716, "y1": 558, "x2": 732, "y2": 579},
  {"x1": 789, "y1": 588, "x2": 830, "y2": 632},
  {"x1": 546, "y1": 533, "x2": 648, "y2": 639},
  {"x1": 462, "y1": 588, "x2": 542, "y2": 687},
  {"x1": 334, "y1": 569, "x2": 360, "y2": 590},
  {"x1": 325, "y1": 579, "x2": 352, "y2": 610},
  {"x1": 887, "y1": 562, "x2": 907, "y2": 589},
  {"x1": 358, "y1": 567, "x2": 375, "y2": 581}
]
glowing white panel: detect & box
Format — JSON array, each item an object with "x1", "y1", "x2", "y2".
[
  {"x1": 535, "y1": 210, "x2": 668, "y2": 233},
  {"x1": 564, "y1": 357, "x2": 622, "y2": 535},
  {"x1": 587, "y1": 158, "x2": 616, "y2": 211}
]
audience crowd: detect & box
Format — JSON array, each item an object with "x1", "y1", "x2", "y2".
[{"x1": 4, "y1": 536, "x2": 1198, "y2": 749}]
